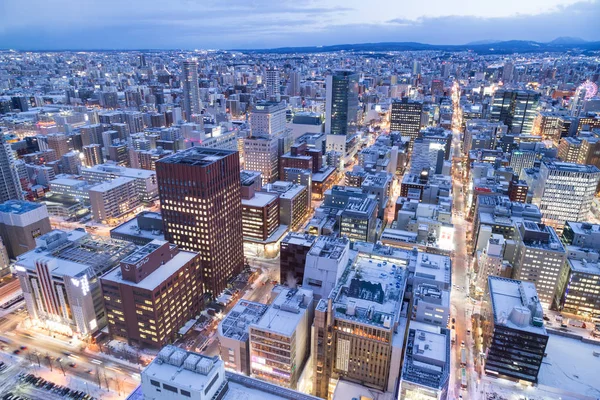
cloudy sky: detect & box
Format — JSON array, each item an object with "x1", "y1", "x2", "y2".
[{"x1": 0, "y1": 0, "x2": 599, "y2": 49}]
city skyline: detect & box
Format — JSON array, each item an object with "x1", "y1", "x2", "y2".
[{"x1": 0, "y1": 0, "x2": 599, "y2": 50}]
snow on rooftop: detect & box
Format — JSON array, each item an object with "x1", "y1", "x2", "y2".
[
  {"x1": 251, "y1": 287, "x2": 313, "y2": 337},
  {"x1": 538, "y1": 335, "x2": 600, "y2": 398},
  {"x1": 102, "y1": 249, "x2": 198, "y2": 291},
  {"x1": 332, "y1": 255, "x2": 406, "y2": 329},
  {"x1": 488, "y1": 277, "x2": 547, "y2": 335}
]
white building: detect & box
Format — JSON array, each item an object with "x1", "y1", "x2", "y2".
[
  {"x1": 532, "y1": 160, "x2": 600, "y2": 230},
  {"x1": 140, "y1": 345, "x2": 321, "y2": 400},
  {"x1": 302, "y1": 236, "x2": 349, "y2": 300},
  {"x1": 81, "y1": 163, "x2": 158, "y2": 202},
  {"x1": 89, "y1": 177, "x2": 140, "y2": 222},
  {"x1": 14, "y1": 229, "x2": 136, "y2": 336},
  {"x1": 250, "y1": 101, "x2": 286, "y2": 136}
]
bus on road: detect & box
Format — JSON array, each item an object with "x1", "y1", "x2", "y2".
[
  {"x1": 460, "y1": 348, "x2": 467, "y2": 366},
  {"x1": 461, "y1": 368, "x2": 467, "y2": 389}
]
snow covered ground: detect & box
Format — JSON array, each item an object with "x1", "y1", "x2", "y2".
[{"x1": 538, "y1": 334, "x2": 600, "y2": 399}]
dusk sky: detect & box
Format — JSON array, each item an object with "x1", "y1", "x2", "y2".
[{"x1": 1, "y1": 0, "x2": 599, "y2": 50}]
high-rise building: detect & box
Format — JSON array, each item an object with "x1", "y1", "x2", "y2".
[
  {"x1": 325, "y1": 70, "x2": 359, "y2": 137},
  {"x1": 265, "y1": 68, "x2": 280, "y2": 100},
  {"x1": 390, "y1": 98, "x2": 423, "y2": 144},
  {"x1": 181, "y1": 59, "x2": 202, "y2": 121},
  {"x1": 101, "y1": 240, "x2": 203, "y2": 348},
  {"x1": 156, "y1": 147, "x2": 244, "y2": 296},
  {"x1": 0, "y1": 135, "x2": 23, "y2": 203},
  {"x1": 288, "y1": 70, "x2": 301, "y2": 96},
  {"x1": 511, "y1": 221, "x2": 567, "y2": 308},
  {"x1": 243, "y1": 136, "x2": 280, "y2": 185},
  {"x1": 312, "y1": 252, "x2": 409, "y2": 398},
  {"x1": 490, "y1": 89, "x2": 540, "y2": 134},
  {"x1": 0, "y1": 200, "x2": 52, "y2": 259},
  {"x1": 502, "y1": 62, "x2": 514, "y2": 83},
  {"x1": 46, "y1": 133, "x2": 69, "y2": 158},
  {"x1": 250, "y1": 101, "x2": 286, "y2": 136},
  {"x1": 509, "y1": 150, "x2": 537, "y2": 177},
  {"x1": 83, "y1": 144, "x2": 103, "y2": 167},
  {"x1": 481, "y1": 276, "x2": 548, "y2": 383},
  {"x1": 558, "y1": 221, "x2": 600, "y2": 318},
  {"x1": 532, "y1": 160, "x2": 600, "y2": 230}
]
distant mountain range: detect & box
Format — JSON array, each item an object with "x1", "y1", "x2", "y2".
[{"x1": 236, "y1": 38, "x2": 600, "y2": 54}]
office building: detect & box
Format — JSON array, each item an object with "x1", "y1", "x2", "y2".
[
  {"x1": 279, "y1": 232, "x2": 317, "y2": 285},
  {"x1": 83, "y1": 144, "x2": 103, "y2": 167},
  {"x1": 533, "y1": 112, "x2": 576, "y2": 146},
  {"x1": 156, "y1": 147, "x2": 244, "y2": 296},
  {"x1": 340, "y1": 197, "x2": 379, "y2": 242},
  {"x1": 181, "y1": 59, "x2": 201, "y2": 120},
  {"x1": 509, "y1": 150, "x2": 537, "y2": 177},
  {"x1": 15, "y1": 229, "x2": 136, "y2": 336},
  {"x1": 48, "y1": 178, "x2": 91, "y2": 202},
  {"x1": 482, "y1": 277, "x2": 548, "y2": 383},
  {"x1": 398, "y1": 321, "x2": 450, "y2": 400},
  {"x1": 0, "y1": 200, "x2": 52, "y2": 259},
  {"x1": 532, "y1": 160, "x2": 600, "y2": 230},
  {"x1": 101, "y1": 240, "x2": 203, "y2": 348},
  {"x1": 81, "y1": 164, "x2": 159, "y2": 203},
  {"x1": 241, "y1": 191, "x2": 279, "y2": 242},
  {"x1": 243, "y1": 136, "x2": 280, "y2": 185},
  {"x1": 390, "y1": 98, "x2": 423, "y2": 144},
  {"x1": 89, "y1": 177, "x2": 140, "y2": 222},
  {"x1": 265, "y1": 68, "x2": 280, "y2": 100},
  {"x1": 325, "y1": 70, "x2": 359, "y2": 137},
  {"x1": 250, "y1": 101, "x2": 286, "y2": 136},
  {"x1": 46, "y1": 133, "x2": 69, "y2": 158},
  {"x1": 262, "y1": 181, "x2": 309, "y2": 230},
  {"x1": 556, "y1": 222, "x2": 600, "y2": 318},
  {"x1": 490, "y1": 89, "x2": 540, "y2": 134},
  {"x1": 312, "y1": 253, "x2": 409, "y2": 398},
  {"x1": 0, "y1": 135, "x2": 23, "y2": 203},
  {"x1": 511, "y1": 221, "x2": 567, "y2": 308},
  {"x1": 218, "y1": 299, "x2": 268, "y2": 375},
  {"x1": 249, "y1": 286, "x2": 314, "y2": 389}
]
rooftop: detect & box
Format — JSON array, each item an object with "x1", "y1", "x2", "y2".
[
  {"x1": 218, "y1": 300, "x2": 268, "y2": 342},
  {"x1": 414, "y1": 252, "x2": 452, "y2": 286},
  {"x1": 401, "y1": 321, "x2": 450, "y2": 390},
  {"x1": 281, "y1": 232, "x2": 317, "y2": 248},
  {"x1": 488, "y1": 276, "x2": 547, "y2": 336},
  {"x1": 308, "y1": 236, "x2": 348, "y2": 260},
  {"x1": 102, "y1": 244, "x2": 198, "y2": 291},
  {"x1": 242, "y1": 192, "x2": 278, "y2": 208},
  {"x1": 542, "y1": 159, "x2": 600, "y2": 174},
  {"x1": 89, "y1": 176, "x2": 135, "y2": 192},
  {"x1": 251, "y1": 287, "x2": 313, "y2": 337},
  {"x1": 0, "y1": 200, "x2": 44, "y2": 215},
  {"x1": 157, "y1": 147, "x2": 236, "y2": 167},
  {"x1": 16, "y1": 229, "x2": 136, "y2": 279},
  {"x1": 144, "y1": 345, "x2": 225, "y2": 395},
  {"x1": 331, "y1": 254, "x2": 407, "y2": 329}
]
